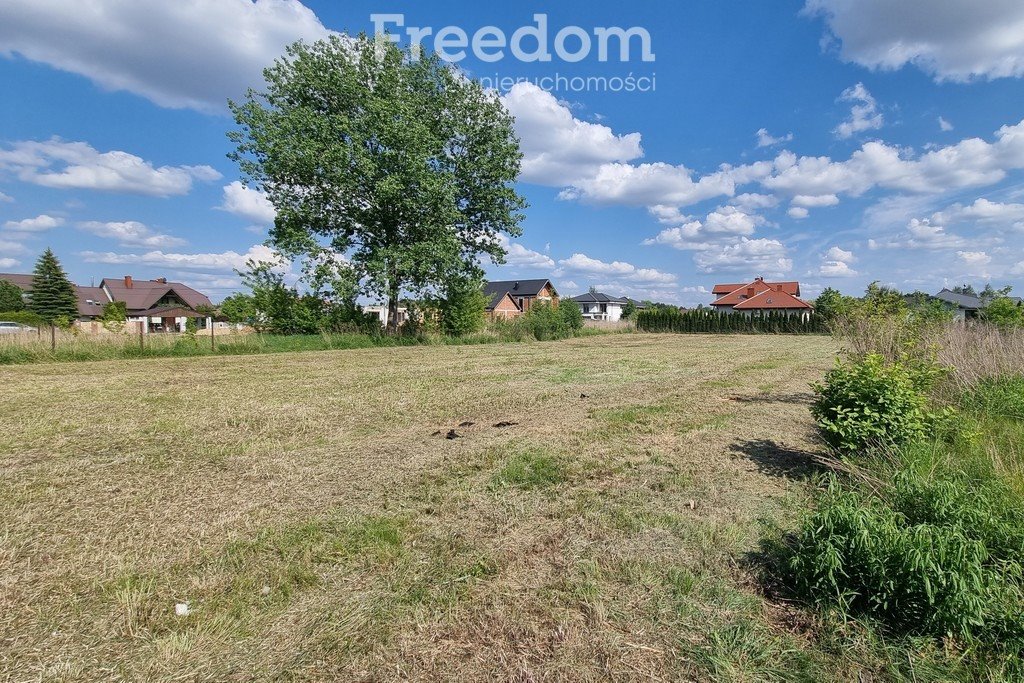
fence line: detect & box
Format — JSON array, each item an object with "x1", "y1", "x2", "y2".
[{"x1": 636, "y1": 309, "x2": 827, "y2": 334}]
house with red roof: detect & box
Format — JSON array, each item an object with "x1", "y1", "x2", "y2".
[{"x1": 710, "y1": 277, "x2": 813, "y2": 317}]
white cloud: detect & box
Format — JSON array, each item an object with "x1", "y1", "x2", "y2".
[
  {"x1": 792, "y1": 194, "x2": 840, "y2": 208},
  {"x1": 0, "y1": 191, "x2": 12, "y2": 202},
  {"x1": 825, "y1": 246, "x2": 856, "y2": 262},
  {"x1": 80, "y1": 244, "x2": 278, "y2": 273},
  {"x1": 730, "y1": 193, "x2": 779, "y2": 211},
  {"x1": 642, "y1": 206, "x2": 764, "y2": 249},
  {"x1": 0, "y1": 238, "x2": 28, "y2": 255},
  {"x1": 939, "y1": 117, "x2": 955, "y2": 132},
  {"x1": 78, "y1": 220, "x2": 187, "y2": 248},
  {"x1": 219, "y1": 181, "x2": 276, "y2": 224},
  {"x1": 0, "y1": 257, "x2": 19, "y2": 269},
  {"x1": 833, "y1": 83, "x2": 884, "y2": 139},
  {"x1": 818, "y1": 246, "x2": 858, "y2": 277},
  {"x1": 761, "y1": 118, "x2": 1024, "y2": 198},
  {"x1": 0, "y1": 0, "x2": 335, "y2": 113},
  {"x1": 930, "y1": 198, "x2": 1024, "y2": 229},
  {"x1": 869, "y1": 218, "x2": 969, "y2": 249},
  {"x1": 496, "y1": 234, "x2": 555, "y2": 268},
  {"x1": 756, "y1": 128, "x2": 793, "y2": 148},
  {"x1": 557, "y1": 253, "x2": 676, "y2": 284},
  {"x1": 957, "y1": 250, "x2": 992, "y2": 266},
  {"x1": 502, "y1": 83, "x2": 643, "y2": 186},
  {"x1": 787, "y1": 207, "x2": 810, "y2": 220},
  {"x1": 819, "y1": 260, "x2": 859, "y2": 277},
  {"x1": 805, "y1": 0, "x2": 1024, "y2": 82},
  {"x1": 693, "y1": 237, "x2": 792, "y2": 275},
  {"x1": 558, "y1": 162, "x2": 734, "y2": 207},
  {"x1": 0, "y1": 138, "x2": 220, "y2": 196},
  {"x1": 3, "y1": 214, "x2": 64, "y2": 232}
]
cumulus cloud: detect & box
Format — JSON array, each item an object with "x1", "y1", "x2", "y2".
[
  {"x1": 930, "y1": 198, "x2": 1024, "y2": 230},
  {"x1": 219, "y1": 181, "x2": 276, "y2": 224},
  {"x1": 761, "y1": 118, "x2": 1024, "y2": 198},
  {"x1": 78, "y1": 220, "x2": 187, "y2": 248},
  {"x1": 939, "y1": 117, "x2": 955, "y2": 132},
  {"x1": 804, "y1": 0, "x2": 1024, "y2": 82},
  {"x1": 818, "y1": 246, "x2": 858, "y2": 277},
  {"x1": 0, "y1": 0, "x2": 335, "y2": 112},
  {"x1": 496, "y1": 234, "x2": 555, "y2": 268},
  {"x1": 756, "y1": 128, "x2": 793, "y2": 148},
  {"x1": 3, "y1": 214, "x2": 64, "y2": 232},
  {"x1": 0, "y1": 238, "x2": 29, "y2": 255},
  {"x1": 502, "y1": 83, "x2": 643, "y2": 186},
  {"x1": 792, "y1": 194, "x2": 840, "y2": 208},
  {"x1": 0, "y1": 257, "x2": 19, "y2": 269},
  {"x1": 958, "y1": 250, "x2": 992, "y2": 266},
  {"x1": 642, "y1": 206, "x2": 765, "y2": 250},
  {"x1": 557, "y1": 253, "x2": 676, "y2": 284},
  {"x1": 787, "y1": 207, "x2": 810, "y2": 220},
  {"x1": 0, "y1": 138, "x2": 220, "y2": 196},
  {"x1": 80, "y1": 243, "x2": 278, "y2": 273},
  {"x1": 833, "y1": 83, "x2": 884, "y2": 139},
  {"x1": 869, "y1": 218, "x2": 969, "y2": 250},
  {"x1": 0, "y1": 191, "x2": 12, "y2": 202},
  {"x1": 693, "y1": 237, "x2": 793, "y2": 275},
  {"x1": 560, "y1": 162, "x2": 734, "y2": 207}
]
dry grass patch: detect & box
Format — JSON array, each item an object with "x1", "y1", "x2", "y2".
[{"x1": 0, "y1": 334, "x2": 848, "y2": 681}]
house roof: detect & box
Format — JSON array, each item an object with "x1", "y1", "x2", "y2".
[
  {"x1": 712, "y1": 278, "x2": 804, "y2": 308},
  {"x1": 712, "y1": 279, "x2": 800, "y2": 296},
  {"x1": 934, "y1": 289, "x2": 984, "y2": 310},
  {"x1": 485, "y1": 291, "x2": 519, "y2": 311},
  {"x1": 1, "y1": 272, "x2": 109, "y2": 317},
  {"x1": 101, "y1": 277, "x2": 212, "y2": 312},
  {"x1": 570, "y1": 292, "x2": 628, "y2": 304},
  {"x1": 732, "y1": 289, "x2": 813, "y2": 310},
  {"x1": 483, "y1": 279, "x2": 554, "y2": 300}
]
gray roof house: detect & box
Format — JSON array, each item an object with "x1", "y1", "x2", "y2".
[
  {"x1": 931, "y1": 288, "x2": 1023, "y2": 320},
  {"x1": 570, "y1": 292, "x2": 631, "y2": 322}
]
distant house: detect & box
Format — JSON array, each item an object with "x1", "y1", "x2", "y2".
[
  {"x1": 483, "y1": 279, "x2": 558, "y2": 318},
  {"x1": 0, "y1": 273, "x2": 213, "y2": 332},
  {"x1": 930, "y1": 288, "x2": 1023, "y2": 321},
  {"x1": 710, "y1": 277, "x2": 813, "y2": 316},
  {"x1": 570, "y1": 292, "x2": 630, "y2": 322}
]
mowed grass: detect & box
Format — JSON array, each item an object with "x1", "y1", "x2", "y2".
[{"x1": 1, "y1": 334, "x2": 853, "y2": 681}]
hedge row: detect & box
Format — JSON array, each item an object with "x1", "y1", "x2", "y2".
[{"x1": 636, "y1": 308, "x2": 827, "y2": 334}]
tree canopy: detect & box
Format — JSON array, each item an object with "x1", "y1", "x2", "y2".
[
  {"x1": 28, "y1": 249, "x2": 78, "y2": 324},
  {"x1": 0, "y1": 278, "x2": 25, "y2": 312},
  {"x1": 229, "y1": 35, "x2": 526, "y2": 331}
]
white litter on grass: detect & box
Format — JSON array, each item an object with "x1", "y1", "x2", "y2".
[
  {"x1": 174, "y1": 602, "x2": 190, "y2": 617},
  {"x1": 260, "y1": 585, "x2": 271, "y2": 596}
]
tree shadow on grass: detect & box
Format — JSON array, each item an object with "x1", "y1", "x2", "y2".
[{"x1": 729, "y1": 439, "x2": 829, "y2": 482}]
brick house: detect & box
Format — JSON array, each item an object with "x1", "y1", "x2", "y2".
[
  {"x1": 710, "y1": 277, "x2": 813, "y2": 316},
  {"x1": 483, "y1": 279, "x2": 558, "y2": 318}
]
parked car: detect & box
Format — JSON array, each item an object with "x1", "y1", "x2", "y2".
[{"x1": 0, "y1": 321, "x2": 37, "y2": 334}]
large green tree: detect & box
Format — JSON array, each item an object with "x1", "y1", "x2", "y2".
[
  {"x1": 27, "y1": 249, "x2": 78, "y2": 324},
  {"x1": 229, "y1": 35, "x2": 526, "y2": 332},
  {"x1": 0, "y1": 278, "x2": 25, "y2": 312}
]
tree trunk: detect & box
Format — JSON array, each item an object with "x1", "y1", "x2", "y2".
[{"x1": 387, "y1": 277, "x2": 400, "y2": 335}]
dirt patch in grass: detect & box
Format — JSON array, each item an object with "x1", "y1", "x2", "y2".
[{"x1": 0, "y1": 334, "x2": 850, "y2": 681}]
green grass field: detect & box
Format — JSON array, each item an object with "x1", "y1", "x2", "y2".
[{"x1": 0, "y1": 333, "x2": 920, "y2": 681}]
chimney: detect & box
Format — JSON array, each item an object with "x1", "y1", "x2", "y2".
[
  {"x1": 776, "y1": 284, "x2": 783, "y2": 292},
  {"x1": 755, "y1": 276, "x2": 764, "y2": 282},
  {"x1": 154, "y1": 277, "x2": 167, "y2": 284},
  {"x1": 512, "y1": 282, "x2": 520, "y2": 291},
  {"x1": 124, "y1": 276, "x2": 133, "y2": 289},
  {"x1": 746, "y1": 287, "x2": 755, "y2": 297}
]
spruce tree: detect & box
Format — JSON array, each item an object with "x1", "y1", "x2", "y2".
[{"x1": 28, "y1": 249, "x2": 78, "y2": 324}]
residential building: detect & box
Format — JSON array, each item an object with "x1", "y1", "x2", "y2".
[
  {"x1": 0, "y1": 273, "x2": 213, "y2": 332},
  {"x1": 570, "y1": 292, "x2": 629, "y2": 321},
  {"x1": 710, "y1": 277, "x2": 813, "y2": 316},
  {"x1": 482, "y1": 279, "x2": 558, "y2": 318},
  {"x1": 930, "y1": 288, "x2": 1023, "y2": 321}
]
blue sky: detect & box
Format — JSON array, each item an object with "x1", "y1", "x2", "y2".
[{"x1": 1, "y1": 0, "x2": 1023, "y2": 304}]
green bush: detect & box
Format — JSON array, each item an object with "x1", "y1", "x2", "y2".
[
  {"x1": 0, "y1": 310, "x2": 45, "y2": 327},
  {"x1": 811, "y1": 353, "x2": 938, "y2": 455},
  {"x1": 787, "y1": 476, "x2": 1024, "y2": 646}
]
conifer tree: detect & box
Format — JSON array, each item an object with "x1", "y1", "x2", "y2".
[{"x1": 28, "y1": 249, "x2": 78, "y2": 324}]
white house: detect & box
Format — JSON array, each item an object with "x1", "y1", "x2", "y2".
[{"x1": 570, "y1": 292, "x2": 630, "y2": 322}]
